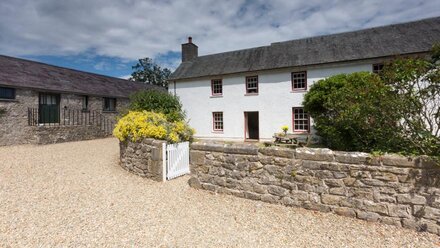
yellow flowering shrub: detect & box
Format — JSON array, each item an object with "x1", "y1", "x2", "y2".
[{"x1": 113, "y1": 111, "x2": 194, "y2": 143}]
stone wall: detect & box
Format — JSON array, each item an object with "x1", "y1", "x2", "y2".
[
  {"x1": 34, "y1": 125, "x2": 110, "y2": 145},
  {"x1": 119, "y1": 139, "x2": 166, "y2": 181},
  {"x1": 0, "y1": 88, "x2": 129, "y2": 146},
  {"x1": 60, "y1": 94, "x2": 129, "y2": 120},
  {"x1": 0, "y1": 89, "x2": 38, "y2": 146},
  {"x1": 189, "y1": 142, "x2": 440, "y2": 235}
]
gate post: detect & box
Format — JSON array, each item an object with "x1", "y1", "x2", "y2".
[{"x1": 162, "y1": 142, "x2": 167, "y2": 182}]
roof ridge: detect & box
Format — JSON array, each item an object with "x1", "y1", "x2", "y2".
[
  {"x1": 193, "y1": 16, "x2": 439, "y2": 60},
  {"x1": 195, "y1": 45, "x2": 269, "y2": 59}
]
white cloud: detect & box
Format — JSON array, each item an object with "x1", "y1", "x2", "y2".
[
  {"x1": 119, "y1": 74, "x2": 132, "y2": 80},
  {"x1": 0, "y1": 0, "x2": 439, "y2": 61},
  {"x1": 93, "y1": 61, "x2": 112, "y2": 71}
]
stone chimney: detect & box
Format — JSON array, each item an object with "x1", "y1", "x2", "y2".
[{"x1": 181, "y1": 36, "x2": 198, "y2": 62}]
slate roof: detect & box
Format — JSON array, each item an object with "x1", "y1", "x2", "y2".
[
  {"x1": 170, "y1": 17, "x2": 440, "y2": 80},
  {"x1": 0, "y1": 55, "x2": 162, "y2": 98}
]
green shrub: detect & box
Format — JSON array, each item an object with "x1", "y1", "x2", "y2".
[
  {"x1": 129, "y1": 90, "x2": 185, "y2": 122},
  {"x1": 303, "y1": 72, "x2": 406, "y2": 152}
]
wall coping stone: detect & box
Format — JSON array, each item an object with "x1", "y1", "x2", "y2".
[
  {"x1": 191, "y1": 142, "x2": 258, "y2": 155},
  {"x1": 224, "y1": 145, "x2": 258, "y2": 155},
  {"x1": 381, "y1": 154, "x2": 415, "y2": 167},
  {"x1": 259, "y1": 146, "x2": 295, "y2": 158},
  {"x1": 152, "y1": 139, "x2": 167, "y2": 146},
  {"x1": 191, "y1": 142, "x2": 225, "y2": 152},
  {"x1": 190, "y1": 141, "x2": 438, "y2": 167},
  {"x1": 295, "y1": 147, "x2": 335, "y2": 161}
]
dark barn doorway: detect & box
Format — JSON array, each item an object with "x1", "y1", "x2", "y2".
[
  {"x1": 39, "y1": 93, "x2": 60, "y2": 124},
  {"x1": 244, "y1": 111, "x2": 259, "y2": 140}
]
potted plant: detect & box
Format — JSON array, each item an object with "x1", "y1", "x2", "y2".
[{"x1": 281, "y1": 125, "x2": 289, "y2": 136}]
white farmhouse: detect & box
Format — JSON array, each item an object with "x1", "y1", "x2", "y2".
[{"x1": 169, "y1": 17, "x2": 440, "y2": 141}]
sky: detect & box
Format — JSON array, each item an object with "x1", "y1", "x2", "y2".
[{"x1": 0, "y1": 0, "x2": 439, "y2": 79}]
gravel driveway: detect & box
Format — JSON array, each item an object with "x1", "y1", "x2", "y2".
[{"x1": 0, "y1": 138, "x2": 439, "y2": 247}]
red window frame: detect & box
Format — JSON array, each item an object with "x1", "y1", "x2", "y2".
[
  {"x1": 291, "y1": 71, "x2": 307, "y2": 91},
  {"x1": 212, "y1": 112, "x2": 224, "y2": 132},
  {"x1": 292, "y1": 107, "x2": 310, "y2": 133},
  {"x1": 211, "y1": 79, "x2": 223, "y2": 96},
  {"x1": 245, "y1": 76, "x2": 258, "y2": 94}
]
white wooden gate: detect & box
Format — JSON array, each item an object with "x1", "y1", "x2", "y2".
[{"x1": 162, "y1": 142, "x2": 190, "y2": 180}]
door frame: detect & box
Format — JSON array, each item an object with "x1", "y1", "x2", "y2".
[
  {"x1": 38, "y1": 92, "x2": 61, "y2": 124},
  {"x1": 244, "y1": 111, "x2": 259, "y2": 141}
]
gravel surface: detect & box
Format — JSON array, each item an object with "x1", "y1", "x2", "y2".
[{"x1": 0, "y1": 138, "x2": 439, "y2": 247}]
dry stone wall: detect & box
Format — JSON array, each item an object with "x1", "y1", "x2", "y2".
[
  {"x1": 119, "y1": 139, "x2": 166, "y2": 181},
  {"x1": 34, "y1": 126, "x2": 109, "y2": 145},
  {"x1": 189, "y1": 142, "x2": 440, "y2": 235}
]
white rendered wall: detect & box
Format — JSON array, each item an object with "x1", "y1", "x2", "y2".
[{"x1": 171, "y1": 62, "x2": 373, "y2": 141}]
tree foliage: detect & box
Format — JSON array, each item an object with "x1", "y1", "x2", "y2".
[
  {"x1": 303, "y1": 45, "x2": 440, "y2": 156},
  {"x1": 129, "y1": 89, "x2": 185, "y2": 122},
  {"x1": 380, "y1": 44, "x2": 440, "y2": 155},
  {"x1": 130, "y1": 58, "x2": 171, "y2": 88},
  {"x1": 303, "y1": 72, "x2": 405, "y2": 152}
]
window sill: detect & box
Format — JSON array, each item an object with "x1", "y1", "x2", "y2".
[
  {"x1": 210, "y1": 95, "x2": 223, "y2": 98},
  {"x1": 212, "y1": 131, "x2": 224, "y2": 134},
  {"x1": 290, "y1": 89, "x2": 307, "y2": 93},
  {"x1": 81, "y1": 109, "x2": 90, "y2": 113},
  {"x1": 0, "y1": 98, "x2": 17, "y2": 102},
  {"x1": 292, "y1": 131, "x2": 310, "y2": 134},
  {"x1": 102, "y1": 110, "x2": 117, "y2": 113},
  {"x1": 244, "y1": 93, "x2": 259, "y2": 96}
]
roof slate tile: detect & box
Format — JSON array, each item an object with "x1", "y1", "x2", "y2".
[
  {"x1": 0, "y1": 55, "x2": 162, "y2": 98},
  {"x1": 170, "y1": 17, "x2": 440, "y2": 80}
]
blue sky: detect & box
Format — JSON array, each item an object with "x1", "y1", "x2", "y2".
[
  {"x1": 24, "y1": 51, "x2": 181, "y2": 78},
  {"x1": 0, "y1": 0, "x2": 439, "y2": 79}
]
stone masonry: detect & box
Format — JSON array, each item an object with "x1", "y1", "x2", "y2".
[
  {"x1": 34, "y1": 125, "x2": 109, "y2": 145},
  {"x1": 0, "y1": 89, "x2": 38, "y2": 145},
  {"x1": 0, "y1": 88, "x2": 129, "y2": 146},
  {"x1": 119, "y1": 139, "x2": 166, "y2": 182},
  {"x1": 189, "y1": 142, "x2": 440, "y2": 235}
]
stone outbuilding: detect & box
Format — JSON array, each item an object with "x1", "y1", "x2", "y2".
[{"x1": 0, "y1": 55, "x2": 161, "y2": 146}]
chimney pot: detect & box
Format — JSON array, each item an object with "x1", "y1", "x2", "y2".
[{"x1": 188, "y1": 36, "x2": 192, "y2": 43}]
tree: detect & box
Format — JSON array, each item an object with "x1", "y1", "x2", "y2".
[
  {"x1": 130, "y1": 58, "x2": 171, "y2": 88},
  {"x1": 303, "y1": 72, "x2": 405, "y2": 152},
  {"x1": 381, "y1": 44, "x2": 440, "y2": 155},
  {"x1": 129, "y1": 89, "x2": 185, "y2": 122},
  {"x1": 303, "y1": 44, "x2": 440, "y2": 156}
]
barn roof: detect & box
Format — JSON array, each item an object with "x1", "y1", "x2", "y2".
[
  {"x1": 170, "y1": 16, "x2": 440, "y2": 80},
  {"x1": 0, "y1": 55, "x2": 162, "y2": 98}
]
